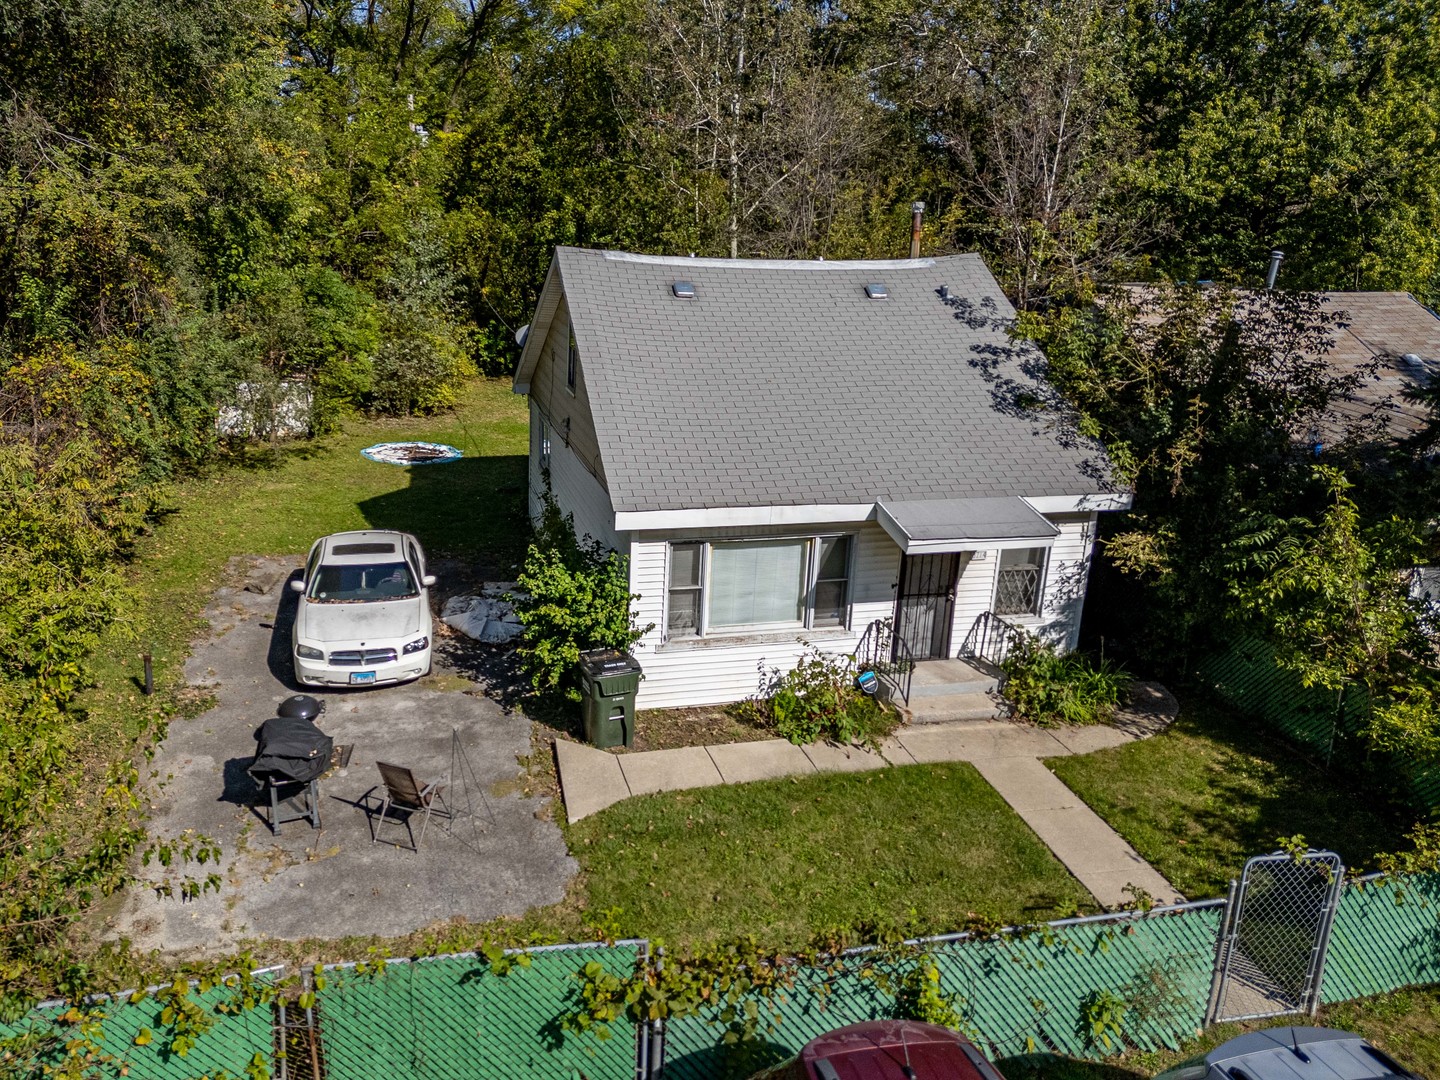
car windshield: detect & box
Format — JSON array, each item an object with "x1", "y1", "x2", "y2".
[{"x1": 309, "y1": 562, "x2": 418, "y2": 602}]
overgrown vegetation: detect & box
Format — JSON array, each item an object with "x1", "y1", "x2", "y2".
[
  {"x1": 513, "y1": 490, "x2": 650, "y2": 700},
  {"x1": 1024, "y1": 284, "x2": 1439, "y2": 772},
  {"x1": 734, "y1": 644, "x2": 898, "y2": 749},
  {"x1": 1001, "y1": 638, "x2": 1133, "y2": 727},
  {"x1": 6, "y1": 0, "x2": 1440, "y2": 1021}
]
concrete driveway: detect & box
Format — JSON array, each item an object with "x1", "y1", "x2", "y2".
[{"x1": 107, "y1": 556, "x2": 576, "y2": 956}]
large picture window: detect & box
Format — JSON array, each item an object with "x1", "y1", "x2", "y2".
[
  {"x1": 666, "y1": 535, "x2": 853, "y2": 639},
  {"x1": 994, "y1": 547, "x2": 1047, "y2": 616}
]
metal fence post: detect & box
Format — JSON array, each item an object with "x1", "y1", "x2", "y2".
[
  {"x1": 1204, "y1": 878, "x2": 1239, "y2": 1026},
  {"x1": 647, "y1": 948, "x2": 666, "y2": 1080}
]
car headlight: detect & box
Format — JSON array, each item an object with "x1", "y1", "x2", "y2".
[
  {"x1": 403, "y1": 636, "x2": 429, "y2": 655},
  {"x1": 296, "y1": 644, "x2": 324, "y2": 661}
]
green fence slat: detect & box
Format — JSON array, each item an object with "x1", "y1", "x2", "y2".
[
  {"x1": 0, "y1": 973, "x2": 279, "y2": 1079},
  {"x1": 316, "y1": 944, "x2": 642, "y2": 1080}
]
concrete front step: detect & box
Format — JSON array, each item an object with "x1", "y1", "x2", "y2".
[
  {"x1": 908, "y1": 658, "x2": 999, "y2": 698},
  {"x1": 904, "y1": 691, "x2": 1009, "y2": 724}
]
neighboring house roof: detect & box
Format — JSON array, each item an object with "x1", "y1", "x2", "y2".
[
  {"x1": 1313, "y1": 291, "x2": 1440, "y2": 443},
  {"x1": 515, "y1": 248, "x2": 1114, "y2": 515}
]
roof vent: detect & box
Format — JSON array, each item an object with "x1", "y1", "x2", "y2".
[
  {"x1": 671, "y1": 281, "x2": 695, "y2": 299},
  {"x1": 864, "y1": 283, "x2": 889, "y2": 300},
  {"x1": 938, "y1": 284, "x2": 950, "y2": 300}
]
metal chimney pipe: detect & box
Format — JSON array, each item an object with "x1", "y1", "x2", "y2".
[
  {"x1": 910, "y1": 201, "x2": 925, "y2": 259},
  {"x1": 1265, "y1": 250, "x2": 1285, "y2": 289}
]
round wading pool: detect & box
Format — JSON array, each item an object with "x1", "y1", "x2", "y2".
[{"x1": 360, "y1": 441, "x2": 464, "y2": 465}]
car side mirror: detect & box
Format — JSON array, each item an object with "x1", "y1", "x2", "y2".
[
  {"x1": 421, "y1": 574, "x2": 437, "y2": 587},
  {"x1": 289, "y1": 579, "x2": 305, "y2": 594}
]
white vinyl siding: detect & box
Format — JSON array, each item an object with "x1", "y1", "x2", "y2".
[
  {"x1": 630, "y1": 522, "x2": 899, "y2": 708},
  {"x1": 627, "y1": 512, "x2": 1097, "y2": 708},
  {"x1": 527, "y1": 399, "x2": 622, "y2": 552},
  {"x1": 946, "y1": 512, "x2": 1095, "y2": 654}
]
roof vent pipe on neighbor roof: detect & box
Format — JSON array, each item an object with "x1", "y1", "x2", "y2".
[
  {"x1": 1266, "y1": 249, "x2": 1285, "y2": 289},
  {"x1": 910, "y1": 201, "x2": 925, "y2": 259}
]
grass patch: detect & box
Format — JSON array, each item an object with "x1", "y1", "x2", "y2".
[
  {"x1": 1046, "y1": 697, "x2": 1407, "y2": 899},
  {"x1": 87, "y1": 379, "x2": 527, "y2": 703},
  {"x1": 566, "y1": 762, "x2": 1095, "y2": 947},
  {"x1": 1000, "y1": 984, "x2": 1440, "y2": 1080}
]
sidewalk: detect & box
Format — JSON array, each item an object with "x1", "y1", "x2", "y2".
[{"x1": 554, "y1": 683, "x2": 1182, "y2": 909}]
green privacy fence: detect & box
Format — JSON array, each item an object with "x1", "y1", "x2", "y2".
[
  {"x1": 1196, "y1": 635, "x2": 1440, "y2": 814},
  {"x1": 663, "y1": 874, "x2": 1437, "y2": 1074},
  {"x1": 3, "y1": 876, "x2": 1437, "y2": 1079},
  {"x1": 314, "y1": 942, "x2": 646, "y2": 1080},
  {"x1": 0, "y1": 969, "x2": 281, "y2": 1080},
  {"x1": 662, "y1": 903, "x2": 1226, "y2": 1075},
  {"x1": 1324, "y1": 873, "x2": 1440, "y2": 1001}
]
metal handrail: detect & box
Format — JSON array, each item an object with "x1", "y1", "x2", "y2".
[
  {"x1": 855, "y1": 619, "x2": 915, "y2": 707},
  {"x1": 958, "y1": 611, "x2": 1028, "y2": 685}
]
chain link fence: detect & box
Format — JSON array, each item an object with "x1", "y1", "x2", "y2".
[{"x1": 4, "y1": 872, "x2": 1439, "y2": 1078}]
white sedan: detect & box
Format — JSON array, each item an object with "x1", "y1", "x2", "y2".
[{"x1": 290, "y1": 530, "x2": 436, "y2": 688}]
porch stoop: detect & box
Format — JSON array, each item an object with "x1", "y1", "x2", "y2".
[{"x1": 888, "y1": 658, "x2": 1010, "y2": 723}]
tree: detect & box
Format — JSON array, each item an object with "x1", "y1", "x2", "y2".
[
  {"x1": 1019, "y1": 284, "x2": 1376, "y2": 655},
  {"x1": 863, "y1": 0, "x2": 1138, "y2": 305},
  {"x1": 1227, "y1": 467, "x2": 1425, "y2": 693},
  {"x1": 1123, "y1": 0, "x2": 1440, "y2": 300}
]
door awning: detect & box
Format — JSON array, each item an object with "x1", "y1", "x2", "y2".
[{"x1": 876, "y1": 497, "x2": 1060, "y2": 554}]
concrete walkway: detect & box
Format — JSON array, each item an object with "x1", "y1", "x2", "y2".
[{"x1": 555, "y1": 683, "x2": 1182, "y2": 909}]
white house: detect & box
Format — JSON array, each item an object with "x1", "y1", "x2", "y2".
[{"x1": 512, "y1": 247, "x2": 1130, "y2": 710}]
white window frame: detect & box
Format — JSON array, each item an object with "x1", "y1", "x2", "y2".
[
  {"x1": 539, "y1": 419, "x2": 552, "y2": 473},
  {"x1": 993, "y1": 546, "x2": 1050, "y2": 619},
  {"x1": 664, "y1": 533, "x2": 856, "y2": 641},
  {"x1": 566, "y1": 332, "x2": 578, "y2": 394}
]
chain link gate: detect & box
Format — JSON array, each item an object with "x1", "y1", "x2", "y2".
[{"x1": 1206, "y1": 850, "x2": 1345, "y2": 1023}]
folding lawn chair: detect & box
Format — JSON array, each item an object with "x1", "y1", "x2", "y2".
[{"x1": 370, "y1": 761, "x2": 452, "y2": 851}]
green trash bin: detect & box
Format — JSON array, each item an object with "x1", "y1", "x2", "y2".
[{"x1": 578, "y1": 649, "x2": 643, "y2": 748}]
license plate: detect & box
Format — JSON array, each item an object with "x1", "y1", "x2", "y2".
[{"x1": 350, "y1": 671, "x2": 377, "y2": 685}]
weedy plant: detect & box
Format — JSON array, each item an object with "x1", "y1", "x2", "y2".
[
  {"x1": 734, "y1": 643, "x2": 898, "y2": 749},
  {"x1": 1001, "y1": 637, "x2": 1132, "y2": 727}
]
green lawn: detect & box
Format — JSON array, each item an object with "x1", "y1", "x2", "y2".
[
  {"x1": 84, "y1": 378, "x2": 528, "y2": 708},
  {"x1": 999, "y1": 985, "x2": 1440, "y2": 1080},
  {"x1": 1046, "y1": 699, "x2": 1407, "y2": 899},
  {"x1": 566, "y1": 762, "x2": 1095, "y2": 947}
]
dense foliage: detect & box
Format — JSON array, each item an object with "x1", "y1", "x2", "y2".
[
  {"x1": 1022, "y1": 283, "x2": 1439, "y2": 762},
  {"x1": 1000, "y1": 638, "x2": 1133, "y2": 727},
  {"x1": 513, "y1": 492, "x2": 649, "y2": 699},
  {"x1": 736, "y1": 644, "x2": 898, "y2": 749}
]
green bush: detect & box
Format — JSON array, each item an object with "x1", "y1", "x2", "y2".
[
  {"x1": 737, "y1": 644, "x2": 897, "y2": 749},
  {"x1": 513, "y1": 492, "x2": 651, "y2": 700},
  {"x1": 1000, "y1": 637, "x2": 1132, "y2": 727}
]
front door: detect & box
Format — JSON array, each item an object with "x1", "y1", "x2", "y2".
[{"x1": 893, "y1": 553, "x2": 961, "y2": 660}]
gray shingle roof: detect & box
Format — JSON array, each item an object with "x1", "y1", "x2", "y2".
[
  {"x1": 544, "y1": 247, "x2": 1114, "y2": 514},
  {"x1": 1313, "y1": 291, "x2": 1440, "y2": 443}
]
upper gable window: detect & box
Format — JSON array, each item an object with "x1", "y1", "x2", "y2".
[{"x1": 566, "y1": 332, "x2": 578, "y2": 392}]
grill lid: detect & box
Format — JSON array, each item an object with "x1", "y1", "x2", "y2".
[{"x1": 277, "y1": 694, "x2": 325, "y2": 721}]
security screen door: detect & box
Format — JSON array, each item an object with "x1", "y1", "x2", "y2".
[{"x1": 894, "y1": 553, "x2": 961, "y2": 660}]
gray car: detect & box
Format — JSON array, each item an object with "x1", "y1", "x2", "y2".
[{"x1": 1158, "y1": 1027, "x2": 1419, "y2": 1080}]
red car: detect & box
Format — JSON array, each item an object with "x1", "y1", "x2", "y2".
[{"x1": 758, "y1": 1021, "x2": 1007, "y2": 1080}]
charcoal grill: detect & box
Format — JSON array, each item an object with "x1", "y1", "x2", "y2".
[{"x1": 248, "y1": 696, "x2": 334, "y2": 835}]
